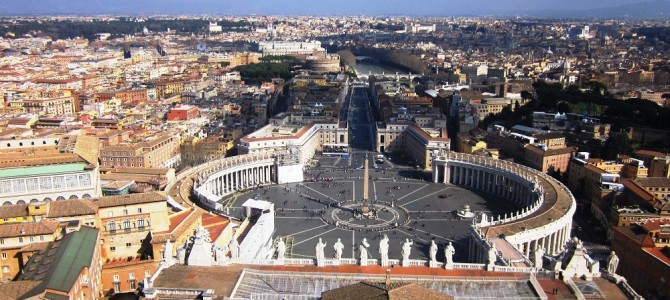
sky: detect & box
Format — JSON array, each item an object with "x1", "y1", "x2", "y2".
[{"x1": 0, "y1": 0, "x2": 656, "y2": 16}]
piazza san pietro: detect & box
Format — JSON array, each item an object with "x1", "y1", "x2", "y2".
[{"x1": 2, "y1": 0, "x2": 670, "y2": 299}]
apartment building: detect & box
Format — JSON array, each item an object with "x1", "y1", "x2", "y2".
[
  {"x1": 99, "y1": 134, "x2": 181, "y2": 168},
  {"x1": 0, "y1": 219, "x2": 62, "y2": 282}
]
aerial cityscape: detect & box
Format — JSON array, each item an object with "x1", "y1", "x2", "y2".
[{"x1": 0, "y1": 0, "x2": 670, "y2": 299}]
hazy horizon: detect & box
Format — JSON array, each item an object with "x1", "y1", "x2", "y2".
[{"x1": 0, "y1": 0, "x2": 663, "y2": 17}]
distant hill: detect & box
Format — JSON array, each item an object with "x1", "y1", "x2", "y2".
[{"x1": 528, "y1": 0, "x2": 670, "y2": 19}]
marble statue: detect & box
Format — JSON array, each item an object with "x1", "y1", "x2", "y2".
[
  {"x1": 276, "y1": 238, "x2": 286, "y2": 260},
  {"x1": 429, "y1": 240, "x2": 438, "y2": 263},
  {"x1": 444, "y1": 241, "x2": 455, "y2": 268},
  {"x1": 534, "y1": 246, "x2": 545, "y2": 269},
  {"x1": 315, "y1": 238, "x2": 327, "y2": 265},
  {"x1": 163, "y1": 239, "x2": 173, "y2": 264},
  {"x1": 333, "y1": 238, "x2": 344, "y2": 260},
  {"x1": 487, "y1": 244, "x2": 497, "y2": 266},
  {"x1": 379, "y1": 235, "x2": 389, "y2": 265},
  {"x1": 401, "y1": 239, "x2": 413, "y2": 261},
  {"x1": 607, "y1": 251, "x2": 619, "y2": 274},
  {"x1": 229, "y1": 237, "x2": 240, "y2": 259},
  {"x1": 359, "y1": 238, "x2": 370, "y2": 265}
]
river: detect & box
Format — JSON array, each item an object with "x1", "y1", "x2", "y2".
[{"x1": 352, "y1": 60, "x2": 407, "y2": 77}]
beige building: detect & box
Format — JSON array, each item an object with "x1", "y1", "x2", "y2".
[
  {"x1": 99, "y1": 134, "x2": 181, "y2": 168},
  {"x1": 376, "y1": 122, "x2": 450, "y2": 169},
  {"x1": 96, "y1": 192, "x2": 170, "y2": 261},
  {"x1": 0, "y1": 219, "x2": 62, "y2": 282},
  {"x1": 12, "y1": 96, "x2": 76, "y2": 116}
]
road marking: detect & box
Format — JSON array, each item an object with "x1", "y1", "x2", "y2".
[
  {"x1": 396, "y1": 184, "x2": 430, "y2": 201},
  {"x1": 400, "y1": 189, "x2": 451, "y2": 207},
  {"x1": 292, "y1": 227, "x2": 340, "y2": 246},
  {"x1": 285, "y1": 224, "x2": 328, "y2": 237},
  {"x1": 301, "y1": 185, "x2": 337, "y2": 202},
  {"x1": 396, "y1": 228, "x2": 428, "y2": 243}
]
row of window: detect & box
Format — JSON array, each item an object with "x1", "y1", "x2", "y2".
[
  {"x1": 0, "y1": 235, "x2": 45, "y2": 246},
  {"x1": 107, "y1": 218, "x2": 146, "y2": 232}
]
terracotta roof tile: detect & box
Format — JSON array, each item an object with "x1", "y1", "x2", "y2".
[{"x1": 0, "y1": 219, "x2": 60, "y2": 238}]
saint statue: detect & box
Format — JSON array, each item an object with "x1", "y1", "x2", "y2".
[
  {"x1": 429, "y1": 240, "x2": 438, "y2": 263},
  {"x1": 487, "y1": 244, "x2": 497, "y2": 266},
  {"x1": 315, "y1": 238, "x2": 327, "y2": 265},
  {"x1": 401, "y1": 239, "x2": 413, "y2": 261},
  {"x1": 229, "y1": 237, "x2": 240, "y2": 259},
  {"x1": 333, "y1": 238, "x2": 344, "y2": 260},
  {"x1": 379, "y1": 235, "x2": 389, "y2": 264},
  {"x1": 534, "y1": 246, "x2": 545, "y2": 269},
  {"x1": 163, "y1": 239, "x2": 173, "y2": 263},
  {"x1": 607, "y1": 251, "x2": 619, "y2": 274},
  {"x1": 276, "y1": 238, "x2": 286, "y2": 260},
  {"x1": 359, "y1": 238, "x2": 370, "y2": 265},
  {"x1": 444, "y1": 241, "x2": 455, "y2": 267}
]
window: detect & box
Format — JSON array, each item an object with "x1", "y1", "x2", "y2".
[
  {"x1": 40, "y1": 235, "x2": 44, "y2": 241},
  {"x1": 126, "y1": 242, "x2": 132, "y2": 248},
  {"x1": 29, "y1": 236, "x2": 34, "y2": 242},
  {"x1": 18, "y1": 237, "x2": 23, "y2": 243},
  {"x1": 129, "y1": 280, "x2": 136, "y2": 290},
  {"x1": 1, "y1": 253, "x2": 6, "y2": 259},
  {"x1": 137, "y1": 208, "x2": 142, "y2": 213},
  {"x1": 144, "y1": 270, "x2": 151, "y2": 277},
  {"x1": 108, "y1": 221, "x2": 116, "y2": 232},
  {"x1": 2, "y1": 266, "x2": 8, "y2": 273},
  {"x1": 137, "y1": 218, "x2": 145, "y2": 228},
  {"x1": 123, "y1": 219, "x2": 130, "y2": 229},
  {"x1": 108, "y1": 211, "x2": 113, "y2": 217},
  {"x1": 110, "y1": 246, "x2": 116, "y2": 252},
  {"x1": 129, "y1": 272, "x2": 135, "y2": 279},
  {"x1": 123, "y1": 209, "x2": 128, "y2": 215},
  {"x1": 0, "y1": 239, "x2": 3, "y2": 245}
]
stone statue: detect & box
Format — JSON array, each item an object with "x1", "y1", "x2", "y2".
[
  {"x1": 487, "y1": 244, "x2": 497, "y2": 266},
  {"x1": 315, "y1": 238, "x2": 327, "y2": 265},
  {"x1": 359, "y1": 238, "x2": 370, "y2": 265},
  {"x1": 480, "y1": 212, "x2": 489, "y2": 226},
  {"x1": 379, "y1": 235, "x2": 389, "y2": 265},
  {"x1": 276, "y1": 238, "x2": 286, "y2": 260},
  {"x1": 534, "y1": 246, "x2": 545, "y2": 269},
  {"x1": 429, "y1": 240, "x2": 438, "y2": 263},
  {"x1": 163, "y1": 239, "x2": 173, "y2": 264},
  {"x1": 607, "y1": 251, "x2": 619, "y2": 274},
  {"x1": 229, "y1": 237, "x2": 240, "y2": 259},
  {"x1": 444, "y1": 241, "x2": 455, "y2": 268},
  {"x1": 333, "y1": 238, "x2": 344, "y2": 260},
  {"x1": 401, "y1": 239, "x2": 413, "y2": 261}
]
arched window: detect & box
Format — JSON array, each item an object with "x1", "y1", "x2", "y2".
[
  {"x1": 108, "y1": 221, "x2": 116, "y2": 232},
  {"x1": 123, "y1": 219, "x2": 131, "y2": 230},
  {"x1": 137, "y1": 218, "x2": 145, "y2": 228},
  {"x1": 69, "y1": 195, "x2": 78, "y2": 200},
  {"x1": 56, "y1": 196, "x2": 65, "y2": 201},
  {"x1": 2, "y1": 201, "x2": 12, "y2": 206},
  {"x1": 16, "y1": 200, "x2": 26, "y2": 205}
]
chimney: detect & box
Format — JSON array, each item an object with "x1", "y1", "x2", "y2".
[{"x1": 385, "y1": 269, "x2": 391, "y2": 286}]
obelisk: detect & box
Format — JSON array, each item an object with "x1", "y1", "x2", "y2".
[{"x1": 362, "y1": 155, "x2": 370, "y2": 214}]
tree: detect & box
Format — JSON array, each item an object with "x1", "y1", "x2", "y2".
[{"x1": 601, "y1": 132, "x2": 634, "y2": 160}]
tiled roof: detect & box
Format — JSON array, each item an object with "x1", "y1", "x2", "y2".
[
  {"x1": 152, "y1": 209, "x2": 203, "y2": 244},
  {"x1": 46, "y1": 199, "x2": 98, "y2": 218},
  {"x1": 0, "y1": 204, "x2": 29, "y2": 219},
  {"x1": 0, "y1": 281, "x2": 41, "y2": 300},
  {"x1": 0, "y1": 219, "x2": 60, "y2": 238},
  {"x1": 92, "y1": 191, "x2": 167, "y2": 208}
]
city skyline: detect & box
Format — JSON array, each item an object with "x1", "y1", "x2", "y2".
[{"x1": 0, "y1": 0, "x2": 667, "y2": 17}]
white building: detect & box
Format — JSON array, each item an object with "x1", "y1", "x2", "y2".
[
  {"x1": 209, "y1": 22, "x2": 222, "y2": 33},
  {"x1": 257, "y1": 41, "x2": 325, "y2": 57}
]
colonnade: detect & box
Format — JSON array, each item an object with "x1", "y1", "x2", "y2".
[
  {"x1": 206, "y1": 165, "x2": 276, "y2": 197},
  {"x1": 432, "y1": 153, "x2": 576, "y2": 265}
]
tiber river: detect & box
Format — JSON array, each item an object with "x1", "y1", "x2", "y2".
[{"x1": 352, "y1": 59, "x2": 407, "y2": 76}]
